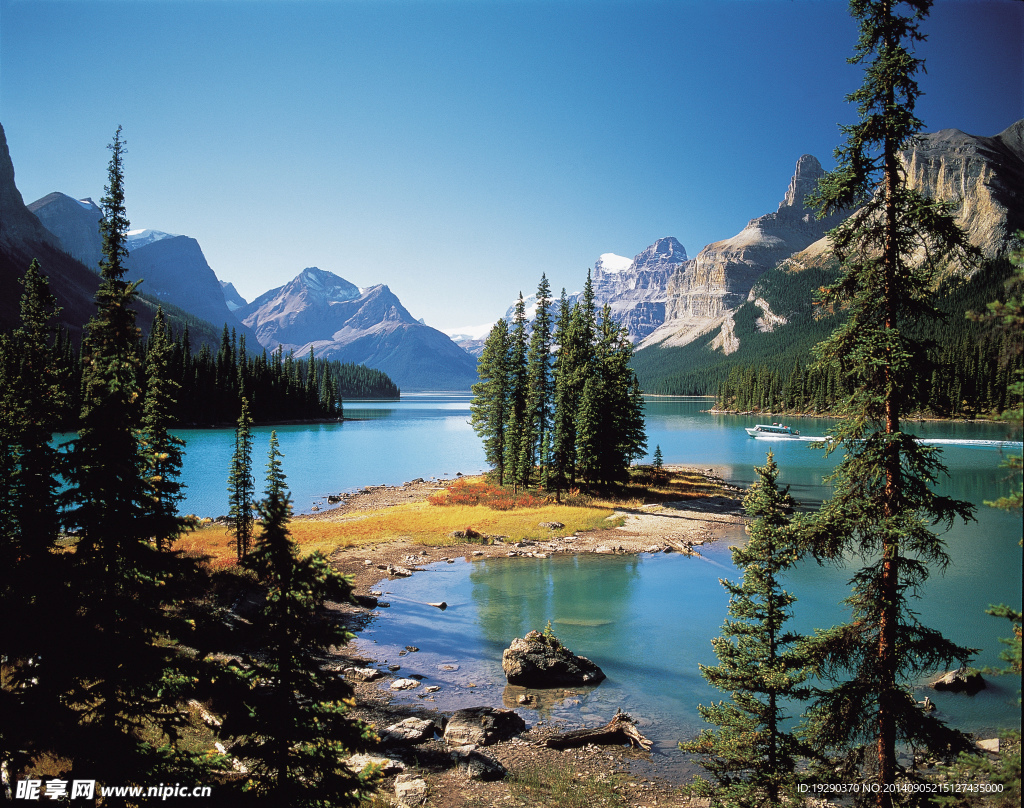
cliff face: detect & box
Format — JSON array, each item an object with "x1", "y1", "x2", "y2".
[
  {"x1": 901, "y1": 120, "x2": 1024, "y2": 260},
  {"x1": 592, "y1": 237, "x2": 689, "y2": 342},
  {"x1": 0, "y1": 124, "x2": 61, "y2": 253},
  {"x1": 638, "y1": 121, "x2": 1024, "y2": 356},
  {"x1": 27, "y1": 192, "x2": 104, "y2": 271},
  {"x1": 641, "y1": 154, "x2": 844, "y2": 351},
  {"x1": 664, "y1": 154, "x2": 844, "y2": 323}
]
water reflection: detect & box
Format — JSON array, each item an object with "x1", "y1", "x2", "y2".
[{"x1": 470, "y1": 555, "x2": 642, "y2": 652}]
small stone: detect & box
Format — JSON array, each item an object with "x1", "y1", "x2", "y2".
[
  {"x1": 346, "y1": 753, "x2": 405, "y2": 775},
  {"x1": 443, "y1": 706, "x2": 526, "y2": 746},
  {"x1": 450, "y1": 745, "x2": 508, "y2": 781},
  {"x1": 344, "y1": 666, "x2": 383, "y2": 682},
  {"x1": 390, "y1": 678, "x2": 420, "y2": 691},
  {"x1": 394, "y1": 774, "x2": 428, "y2": 807},
  {"x1": 382, "y1": 717, "x2": 435, "y2": 745}
]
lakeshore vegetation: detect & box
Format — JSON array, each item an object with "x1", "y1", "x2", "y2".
[
  {"x1": 471, "y1": 272, "x2": 647, "y2": 496},
  {"x1": 0, "y1": 128, "x2": 380, "y2": 805}
]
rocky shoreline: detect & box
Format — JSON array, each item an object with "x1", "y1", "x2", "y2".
[{"x1": 309, "y1": 468, "x2": 748, "y2": 806}]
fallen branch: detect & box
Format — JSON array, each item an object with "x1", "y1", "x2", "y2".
[{"x1": 534, "y1": 709, "x2": 652, "y2": 751}]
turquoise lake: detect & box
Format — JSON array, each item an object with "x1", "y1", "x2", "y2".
[{"x1": 171, "y1": 395, "x2": 1022, "y2": 770}]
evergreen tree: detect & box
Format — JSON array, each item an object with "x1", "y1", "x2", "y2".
[
  {"x1": 229, "y1": 396, "x2": 256, "y2": 561},
  {"x1": 140, "y1": 307, "x2": 188, "y2": 550},
  {"x1": 683, "y1": 452, "x2": 809, "y2": 807},
  {"x1": 575, "y1": 305, "x2": 645, "y2": 487},
  {"x1": 0, "y1": 259, "x2": 71, "y2": 778},
  {"x1": 60, "y1": 126, "x2": 206, "y2": 786},
  {"x1": 802, "y1": 3, "x2": 978, "y2": 800},
  {"x1": 526, "y1": 274, "x2": 555, "y2": 486},
  {"x1": 503, "y1": 293, "x2": 531, "y2": 491},
  {"x1": 225, "y1": 433, "x2": 379, "y2": 806},
  {"x1": 470, "y1": 319, "x2": 511, "y2": 484},
  {"x1": 550, "y1": 289, "x2": 575, "y2": 498},
  {"x1": 934, "y1": 243, "x2": 1022, "y2": 808}
]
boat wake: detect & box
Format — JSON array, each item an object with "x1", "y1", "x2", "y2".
[
  {"x1": 918, "y1": 438, "x2": 1023, "y2": 449},
  {"x1": 749, "y1": 435, "x2": 1022, "y2": 449}
]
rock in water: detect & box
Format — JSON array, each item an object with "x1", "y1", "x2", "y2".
[
  {"x1": 931, "y1": 665, "x2": 986, "y2": 693},
  {"x1": 442, "y1": 706, "x2": 526, "y2": 746},
  {"x1": 502, "y1": 630, "x2": 606, "y2": 687}
]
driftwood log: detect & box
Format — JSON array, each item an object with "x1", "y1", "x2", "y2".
[{"x1": 534, "y1": 709, "x2": 652, "y2": 752}]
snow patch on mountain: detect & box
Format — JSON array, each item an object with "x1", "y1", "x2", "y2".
[
  {"x1": 445, "y1": 322, "x2": 497, "y2": 341},
  {"x1": 595, "y1": 252, "x2": 632, "y2": 273},
  {"x1": 127, "y1": 229, "x2": 178, "y2": 249}
]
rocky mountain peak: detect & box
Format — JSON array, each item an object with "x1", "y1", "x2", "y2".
[
  {"x1": 295, "y1": 266, "x2": 361, "y2": 302},
  {"x1": 0, "y1": 123, "x2": 64, "y2": 252},
  {"x1": 633, "y1": 236, "x2": 688, "y2": 268},
  {"x1": 781, "y1": 154, "x2": 824, "y2": 211},
  {"x1": 26, "y1": 190, "x2": 104, "y2": 269}
]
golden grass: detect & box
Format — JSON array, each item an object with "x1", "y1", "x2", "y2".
[{"x1": 179, "y1": 501, "x2": 621, "y2": 566}]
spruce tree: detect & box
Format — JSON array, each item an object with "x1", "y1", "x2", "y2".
[
  {"x1": 228, "y1": 396, "x2": 256, "y2": 561},
  {"x1": 226, "y1": 433, "x2": 379, "y2": 806},
  {"x1": 802, "y1": 2, "x2": 978, "y2": 801},
  {"x1": 0, "y1": 259, "x2": 71, "y2": 778},
  {"x1": 526, "y1": 274, "x2": 555, "y2": 486},
  {"x1": 550, "y1": 289, "x2": 575, "y2": 498},
  {"x1": 470, "y1": 319, "x2": 511, "y2": 484},
  {"x1": 140, "y1": 307, "x2": 188, "y2": 550},
  {"x1": 60, "y1": 126, "x2": 206, "y2": 786},
  {"x1": 503, "y1": 293, "x2": 531, "y2": 491},
  {"x1": 682, "y1": 452, "x2": 809, "y2": 807}
]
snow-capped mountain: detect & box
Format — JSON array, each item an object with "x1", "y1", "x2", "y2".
[
  {"x1": 495, "y1": 236, "x2": 688, "y2": 345},
  {"x1": 239, "y1": 267, "x2": 478, "y2": 391},
  {"x1": 126, "y1": 228, "x2": 178, "y2": 250}
]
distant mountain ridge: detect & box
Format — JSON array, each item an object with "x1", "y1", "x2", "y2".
[
  {"x1": 240, "y1": 267, "x2": 478, "y2": 391},
  {"x1": 27, "y1": 192, "x2": 104, "y2": 270},
  {"x1": 631, "y1": 119, "x2": 1024, "y2": 394}
]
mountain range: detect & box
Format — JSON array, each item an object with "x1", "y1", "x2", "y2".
[
  {"x1": 479, "y1": 120, "x2": 1022, "y2": 390},
  {"x1": 3, "y1": 117, "x2": 1021, "y2": 396},
  {"x1": 238, "y1": 267, "x2": 478, "y2": 391},
  {"x1": 1, "y1": 121, "x2": 475, "y2": 391}
]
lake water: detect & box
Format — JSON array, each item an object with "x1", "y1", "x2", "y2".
[{"x1": 172, "y1": 394, "x2": 1022, "y2": 769}]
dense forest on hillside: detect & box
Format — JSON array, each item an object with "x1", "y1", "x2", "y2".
[
  {"x1": 36, "y1": 322, "x2": 400, "y2": 428},
  {"x1": 634, "y1": 255, "x2": 1023, "y2": 418}
]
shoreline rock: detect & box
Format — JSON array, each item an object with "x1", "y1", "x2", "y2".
[{"x1": 502, "y1": 630, "x2": 606, "y2": 688}]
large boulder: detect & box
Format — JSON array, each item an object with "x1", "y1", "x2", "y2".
[
  {"x1": 502, "y1": 630, "x2": 606, "y2": 687},
  {"x1": 442, "y1": 706, "x2": 526, "y2": 747},
  {"x1": 931, "y1": 665, "x2": 986, "y2": 693}
]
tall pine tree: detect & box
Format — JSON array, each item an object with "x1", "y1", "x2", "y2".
[
  {"x1": 470, "y1": 319, "x2": 510, "y2": 485},
  {"x1": 225, "y1": 432, "x2": 379, "y2": 806},
  {"x1": 0, "y1": 259, "x2": 72, "y2": 779},
  {"x1": 503, "y1": 294, "x2": 531, "y2": 491},
  {"x1": 802, "y1": 2, "x2": 978, "y2": 801},
  {"x1": 229, "y1": 396, "x2": 256, "y2": 561},
  {"x1": 61, "y1": 126, "x2": 207, "y2": 786},
  {"x1": 140, "y1": 307, "x2": 188, "y2": 550},
  {"x1": 682, "y1": 452, "x2": 809, "y2": 807},
  {"x1": 526, "y1": 274, "x2": 555, "y2": 487}
]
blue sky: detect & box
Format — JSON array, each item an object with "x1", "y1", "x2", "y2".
[{"x1": 2, "y1": 0, "x2": 1021, "y2": 333}]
